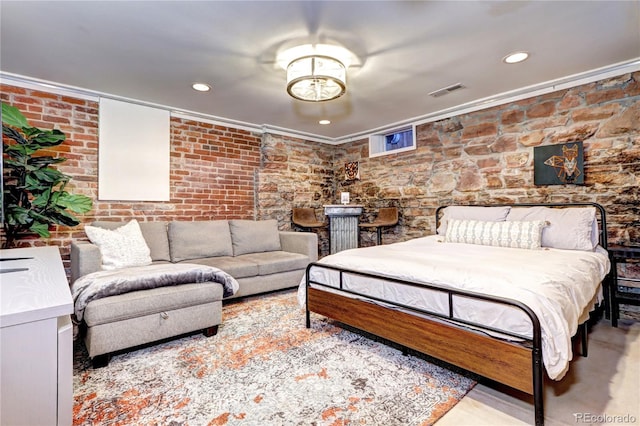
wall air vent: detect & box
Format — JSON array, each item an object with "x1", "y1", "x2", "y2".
[{"x1": 428, "y1": 83, "x2": 465, "y2": 98}]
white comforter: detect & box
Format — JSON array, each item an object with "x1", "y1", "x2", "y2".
[{"x1": 297, "y1": 235, "x2": 610, "y2": 380}]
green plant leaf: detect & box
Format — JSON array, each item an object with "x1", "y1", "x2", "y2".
[
  {"x1": 57, "y1": 193, "x2": 93, "y2": 213},
  {"x1": 28, "y1": 156, "x2": 65, "y2": 167},
  {"x1": 31, "y1": 168, "x2": 65, "y2": 183},
  {"x1": 3, "y1": 125, "x2": 28, "y2": 145},
  {"x1": 4, "y1": 144, "x2": 36, "y2": 159},
  {"x1": 30, "y1": 129, "x2": 66, "y2": 147},
  {"x1": 29, "y1": 222, "x2": 51, "y2": 238},
  {"x1": 2, "y1": 104, "x2": 91, "y2": 247},
  {"x1": 31, "y1": 188, "x2": 52, "y2": 208},
  {"x1": 25, "y1": 173, "x2": 51, "y2": 190},
  {"x1": 1, "y1": 103, "x2": 28, "y2": 128},
  {"x1": 48, "y1": 209, "x2": 81, "y2": 227},
  {"x1": 5, "y1": 206, "x2": 32, "y2": 225}
]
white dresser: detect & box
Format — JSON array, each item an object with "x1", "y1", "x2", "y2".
[{"x1": 0, "y1": 246, "x2": 73, "y2": 426}]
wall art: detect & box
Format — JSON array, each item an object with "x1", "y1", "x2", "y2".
[
  {"x1": 345, "y1": 161, "x2": 360, "y2": 181},
  {"x1": 534, "y1": 142, "x2": 584, "y2": 185}
]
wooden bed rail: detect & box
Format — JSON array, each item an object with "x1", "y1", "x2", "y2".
[{"x1": 305, "y1": 263, "x2": 545, "y2": 425}]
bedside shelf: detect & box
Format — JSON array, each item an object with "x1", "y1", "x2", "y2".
[{"x1": 609, "y1": 245, "x2": 640, "y2": 327}]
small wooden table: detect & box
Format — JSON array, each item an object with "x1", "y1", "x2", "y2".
[{"x1": 608, "y1": 245, "x2": 640, "y2": 327}]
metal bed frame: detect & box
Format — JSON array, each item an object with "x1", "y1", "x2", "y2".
[{"x1": 305, "y1": 202, "x2": 608, "y2": 426}]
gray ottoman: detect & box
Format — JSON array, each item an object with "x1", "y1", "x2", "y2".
[{"x1": 83, "y1": 282, "x2": 223, "y2": 367}]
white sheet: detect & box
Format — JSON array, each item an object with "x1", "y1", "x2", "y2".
[{"x1": 298, "y1": 235, "x2": 610, "y2": 380}]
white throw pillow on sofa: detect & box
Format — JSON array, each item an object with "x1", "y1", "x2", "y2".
[{"x1": 84, "y1": 219, "x2": 152, "y2": 270}]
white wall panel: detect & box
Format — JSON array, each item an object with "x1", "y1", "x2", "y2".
[{"x1": 98, "y1": 98, "x2": 170, "y2": 201}]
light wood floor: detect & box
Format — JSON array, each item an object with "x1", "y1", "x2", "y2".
[{"x1": 437, "y1": 318, "x2": 640, "y2": 425}]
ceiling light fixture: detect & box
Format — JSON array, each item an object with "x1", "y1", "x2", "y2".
[
  {"x1": 192, "y1": 83, "x2": 211, "y2": 92},
  {"x1": 277, "y1": 44, "x2": 356, "y2": 102},
  {"x1": 503, "y1": 51, "x2": 529, "y2": 64},
  {"x1": 319, "y1": 119, "x2": 331, "y2": 125}
]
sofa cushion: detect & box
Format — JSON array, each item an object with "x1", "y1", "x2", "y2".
[
  {"x1": 85, "y1": 220, "x2": 152, "y2": 270},
  {"x1": 83, "y1": 283, "x2": 223, "y2": 326},
  {"x1": 168, "y1": 220, "x2": 233, "y2": 262},
  {"x1": 236, "y1": 251, "x2": 310, "y2": 275},
  {"x1": 92, "y1": 220, "x2": 170, "y2": 262},
  {"x1": 229, "y1": 219, "x2": 281, "y2": 256},
  {"x1": 139, "y1": 222, "x2": 171, "y2": 261},
  {"x1": 180, "y1": 256, "x2": 258, "y2": 279}
]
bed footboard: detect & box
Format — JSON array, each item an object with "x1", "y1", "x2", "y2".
[{"x1": 305, "y1": 264, "x2": 544, "y2": 426}]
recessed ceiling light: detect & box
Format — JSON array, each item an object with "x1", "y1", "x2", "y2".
[
  {"x1": 192, "y1": 83, "x2": 211, "y2": 92},
  {"x1": 319, "y1": 119, "x2": 331, "y2": 125},
  {"x1": 503, "y1": 52, "x2": 529, "y2": 64}
]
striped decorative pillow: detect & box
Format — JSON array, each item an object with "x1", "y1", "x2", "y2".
[{"x1": 445, "y1": 219, "x2": 548, "y2": 250}]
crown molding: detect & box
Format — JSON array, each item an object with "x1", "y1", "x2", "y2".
[
  {"x1": 3, "y1": 57, "x2": 640, "y2": 145},
  {"x1": 334, "y1": 58, "x2": 640, "y2": 144}
]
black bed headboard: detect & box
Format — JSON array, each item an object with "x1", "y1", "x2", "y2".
[{"x1": 435, "y1": 202, "x2": 608, "y2": 249}]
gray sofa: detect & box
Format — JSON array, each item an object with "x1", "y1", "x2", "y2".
[{"x1": 71, "y1": 219, "x2": 317, "y2": 367}]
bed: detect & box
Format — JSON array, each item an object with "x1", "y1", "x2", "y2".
[{"x1": 299, "y1": 202, "x2": 611, "y2": 426}]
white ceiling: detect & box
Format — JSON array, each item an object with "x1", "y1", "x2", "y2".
[{"x1": 1, "y1": 1, "x2": 639, "y2": 142}]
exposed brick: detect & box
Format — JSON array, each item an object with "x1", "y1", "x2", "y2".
[
  {"x1": 527, "y1": 101, "x2": 557, "y2": 118},
  {"x1": 501, "y1": 109, "x2": 525, "y2": 125},
  {"x1": 586, "y1": 88, "x2": 626, "y2": 105},
  {"x1": 572, "y1": 103, "x2": 620, "y2": 122},
  {"x1": 461, "y1": 122, "x2": 497, "y2": 139},
  {"x1": 519, "y1": 130, "x2": 546, "y2": 147}
]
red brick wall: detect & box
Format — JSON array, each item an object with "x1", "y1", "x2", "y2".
[{"x1": 1, "y1": 84, "x2": 261, "y2": 273}]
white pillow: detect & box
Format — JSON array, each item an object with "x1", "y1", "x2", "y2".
[
  {"x1": 445, "y1": 219, "x2": 548, "y2": 250},
  {"x1": 437, "y1": 206, "x2": 511, "y2": 235},
  {"x1": 84, "y1": 219, "x2": 152, "y2": 270},
  {"x1": 506, "y1": 207, "x2": 597, "y2": 251}
]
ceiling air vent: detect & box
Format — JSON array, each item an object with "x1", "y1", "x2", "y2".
[{"x1": 428, "y1": 83, "x2": 465, "y2": 98}]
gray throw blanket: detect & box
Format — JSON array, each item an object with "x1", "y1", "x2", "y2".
[{"x1": 71, "y1": 263, "x2": 239, "y2": 321}]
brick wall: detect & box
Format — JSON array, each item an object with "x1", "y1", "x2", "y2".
[{"x1": 1, "y1": 84, "x2": 261, "y2": 273}]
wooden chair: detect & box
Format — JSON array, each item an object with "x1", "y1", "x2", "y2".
[
  {"x1": 359, "y1": 207, "x2": 399, "y2": 245},
  {"x1": 292, "y1": 207, "x2": 325, "y2": 231}
]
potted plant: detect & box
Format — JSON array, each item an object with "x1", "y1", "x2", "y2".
[{"x1": 1, "y1": 103, "x2": 92, "y2": 248}]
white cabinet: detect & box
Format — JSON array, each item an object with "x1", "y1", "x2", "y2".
[{"x1": 0, "y1": 246, "x2": 73, "y2": 426}]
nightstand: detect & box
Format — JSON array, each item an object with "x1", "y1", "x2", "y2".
[{"x1": 609, "y1": 245, "x2": 640, "y2": 327}]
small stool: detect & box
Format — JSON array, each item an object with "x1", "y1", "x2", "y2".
[
  {"x1": 292, "y1": 207, "x2": 326, "y2": 231},
  {"x1": 359, "y1": 207, "x2": 399, "y2": 245}
]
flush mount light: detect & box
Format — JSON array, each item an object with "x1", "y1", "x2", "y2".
[
  {"x1": 277, "y1": 43, "x2": 356, "y2": 102},
  {"x1": 319, "y1": 119, "x2": 331, "y2": 125},
  {"x1": 503, "y1": 51, "x2": 529, "y2": 64},
  {"x1": 192, "y1": 83, "x2": 211, "y2": 92}
]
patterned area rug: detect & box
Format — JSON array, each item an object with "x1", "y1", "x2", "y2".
[{"x1": 73, "y1": 290, "x2": 475, "y2": 425}]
